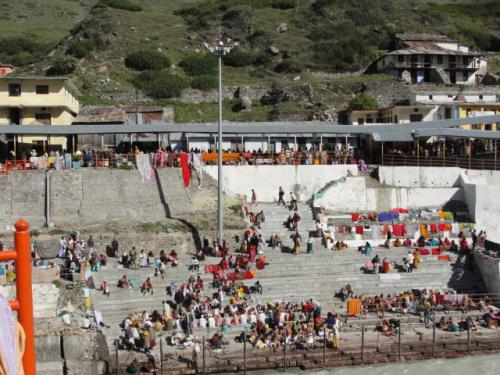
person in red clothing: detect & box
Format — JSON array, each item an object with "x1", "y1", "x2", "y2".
[{"x1": 460, "y1": 237, "x2": 469, "y2": 252}]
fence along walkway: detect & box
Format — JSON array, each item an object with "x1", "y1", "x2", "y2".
[{"x1": 382, "y1": 155, "x2": 500, "y2": 170}]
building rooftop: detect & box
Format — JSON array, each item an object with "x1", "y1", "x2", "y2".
[
  {"x1": 396, "y1": 33, "x2": 457, "y2": 43},
  {"x1": 410, "y1": 84, "x2": 500, "y2": 95},
  {"x1": 389, "y1": 41, "x2": 475, "y2": 56},
  {"x1": 0, "y1": 76, "x2": 81, "y2": 97},
  {"x1": 350, "y1": 110, "x2": 380, "y2": 115},
  {"x1": 73, "y1": 107, "x2": 126, "y2": 124}
]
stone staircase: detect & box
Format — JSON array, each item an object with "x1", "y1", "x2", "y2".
[{"x1": 90, "y1": 202, "x2": 486, "y2": 353}]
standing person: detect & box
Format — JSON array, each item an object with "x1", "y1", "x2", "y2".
[
  {"x1": 278, "y1": 186, "x2": 286, "y2": 206},
  {"x1": 372, "y1": 254, "x2": 380, "y2": 274},
  {"x1": 111, "y1": 238, "x2": 119, "y2": 258},
  {"x1": 407, "y1": 251, "x2": 414, "y2": 273},
  {"x1": 307, "y1": 236, "x2": 314, "y2": 254},
  {"x1": 87, "y1": 236, "x2": 95, "y2": 255},
  {"x1": 251, "y1": 189, "x2": 257, "y2": 207},
  {"x1": 291, "y1": 231, "x2": 302, "y2": 254},
  {"x1": 58, "y1": 237, "x2": 67, "y2": 258},
  {"x1": 289, "y1": 192, "x2": 298, "y2": 211}
]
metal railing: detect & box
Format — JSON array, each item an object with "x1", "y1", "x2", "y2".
[
  {"x1": 112, "y1": 315, "x2": 500, "y2": 374},
  {"x1": 382, "y1": 155, "x2": 500, "y2": 170}
]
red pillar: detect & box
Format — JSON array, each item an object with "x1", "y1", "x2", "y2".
[{"x1": 15, "y1": 219, "x2": 36, "y2": 375}]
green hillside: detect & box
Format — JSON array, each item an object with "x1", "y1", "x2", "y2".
[{"x1": 1, "y1": 0, "x2": 499, "y2": 122}]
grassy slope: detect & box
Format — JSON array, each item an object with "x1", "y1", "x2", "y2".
[
  {"x1": 2, "y1": 0, "x2": 499, "y2": 122},
  {"x1": 0, "y1": 0, "x2": 96, "y2": 42}
]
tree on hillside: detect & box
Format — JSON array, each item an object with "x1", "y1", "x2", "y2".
[
  {"x1": 132, "y1": 71, "x2": 188, "y2": 99},
  {"x1": 124, "y1": 50, "x2": 171, "y2": 71},
  {"x1": 347, "y1": 94, "x2": 379, "y2": 111}
]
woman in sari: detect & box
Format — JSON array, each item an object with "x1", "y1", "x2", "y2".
[{"x1": 412, "y1": 248, "x2": 421, "y2": 269}]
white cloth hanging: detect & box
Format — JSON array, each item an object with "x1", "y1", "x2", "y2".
[{"x1": 136, "y1": 153, "x2": 153, "y2": 181}]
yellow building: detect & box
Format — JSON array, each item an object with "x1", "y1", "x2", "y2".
[
  {"x1": 0, "y1": 76, "x2": 80, "y2": 150},
  {"x1": 459, "y1": 104, "x2": 500, "y2": 131}
]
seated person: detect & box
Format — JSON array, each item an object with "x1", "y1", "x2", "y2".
[
  {"x1": 448, "y1": 240, "x2": 458, "y2": 252},
  {"x1": 403, "y1": 238, "x2": 412, "y2": 247},
  {"x1": 427, "y1": 237, "x2": 438, "y2": 247},
  {"x1": 168, "y1": 250, "x2": 179, "y2": 265},
  {"x1": 117, "y1": 275, "x2": 130, "y2": 288},
  {"x1": 393, "y1": 238, "x2": 402, "y2": 247},
  {"x1": 417, "y1": 236, "x2": 426, "y2": 248},
  {"x1": 383, "y1": 239, "x2": 391, "y2": 248},
  {"x1": 195, "y1": 248, "x2": 205, "y2": 261}
]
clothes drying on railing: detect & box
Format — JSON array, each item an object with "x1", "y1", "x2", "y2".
[
  {"x1": 136, "y1": 153, "x2": 153, "y2": 181},
  {"x1": 378, "y1": 212, "x2": 399, "y2": 221}
]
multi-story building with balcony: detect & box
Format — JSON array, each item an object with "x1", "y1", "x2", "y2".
[
  {"x1": 365, "y1": 34, "x2": 488, "y2": 85},
  {"x1": 0, "y1": 77, "x2": 80, "y2": 151}
]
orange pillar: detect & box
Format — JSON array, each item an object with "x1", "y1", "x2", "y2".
[{"x1": 15, "y1": 219, "x2": 36, "y2": 375}]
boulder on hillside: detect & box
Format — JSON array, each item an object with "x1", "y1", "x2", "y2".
[
  {"x1": 277, "y1": 23, "x2": 288, "y2": 33},
  {"x1": 240, "y1": 96, "x2": 252, "y2": 110},
  {"x1": 268, "y1": 46, "x2": 280, "y2": 55}
]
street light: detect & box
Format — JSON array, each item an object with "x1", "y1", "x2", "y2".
[{"x1": 213, "y1": 39, "x2": 226, "y2": 244}]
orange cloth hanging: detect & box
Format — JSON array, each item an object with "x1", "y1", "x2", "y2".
[
  {"x1": 419, "y1": 224, "x2": 429, "y2": 239},
  {"x1": 347, "y1": 299, "x2": 362, "y2": 317}
]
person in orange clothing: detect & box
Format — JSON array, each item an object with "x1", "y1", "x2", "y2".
[{"x1": 412, "y1": 248, "x2": 421, "y2": 269}]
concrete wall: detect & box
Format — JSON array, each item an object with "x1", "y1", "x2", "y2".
[
  {"x1": 0, "y1": 168, "x2": 192, "y2": 230},
  {"x1": 203, "y1": 165, "x2": 357, "y2": 202},
  {"x1": 314, "y1": 177, "x2": 463, "y2": 212},
  {"x1": 378, "y1": 166, "x2": 462, "y2": 187},
  {"x1": 461, "y1": 172, "x2": 500, "y2": 242},
  {"x1": 474, "y1": 252, "x2": 500, "y2": 297}
]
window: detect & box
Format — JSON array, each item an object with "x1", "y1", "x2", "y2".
[
  {"x1": 437, "y1": 55, "x2": 443, "y2": 64},
  {"x1": 358, "y1": 118, "x2": 364, "y2": 125},
  {"x1": 485, "y1": 124, "x2": 492, "y2": 131},
  {"x1": 410, "y1": 114, "x2": 423, "y2": 122},
  {"x1": 398, "y1": 55, "x2": 404, "y2": 63},
  {"x1": 414, "y1": 108, "x2": 419, "y2": 112},
  {"x1": 445, "y1": 108, "x2": 452, "y2": 119},
  {"x1": 479, "y1": 95, "x2": 483, "y2": 100},
  {"x1": 8, "y1": 83, "x2": 21, "y2": 96},
  {"x1": 35, "y1": 113, "x2": 51, "y2": 125},
  {"x1": 428, "y1": 95, "x2": 433, "y2": 100},
  {"x1": 36, "y1": 85, "x2": 49, "y2": 94}
]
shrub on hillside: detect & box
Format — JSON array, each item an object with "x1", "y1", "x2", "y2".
[
  {"x1": 311, "y1": 36, "x2": 375, "y2": 71},
  {"x1": 46, "y1": 56, "x2": 77, "y2": 76},
  {"x1": 191, "y1": 74, "x2": 217, "y2": 90},
  {"x1": 124, "y1": 50, "x2": 171, "y2": 71},
  {"x1": 0, "y1": 36, "x2": 50, "y2": 66},
  {"x1": 252, "y1": 52, "x2": 272, "y2": 67},
  {"x1": 347, "y1": 94, "x2": 379, "y2": 111},
  {"x1": 179, "y1": 54, "x2": 217, "y2": 76},
  {"x1": 67, "y1": 39, "x2": 96, "y2": 58},
  {"x1": 96, "y1": 0, "x2": 142, "y2": 12},
  {"x1": 223, "y1": 48, "x2": 256, "y2": 67},
  {"x1": 271, "y1": 0, "x2": 297, "y2": 9},
  {"x1": 132, "y1": 71, "x2": 188, "y2": 99},
  {"x1": 274, "y1": 60, "x2": 303, "y2": 74}
]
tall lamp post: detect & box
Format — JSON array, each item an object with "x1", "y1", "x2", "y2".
[{"x1": 214, "y1": 40, "x2": 226, "y2": 243}]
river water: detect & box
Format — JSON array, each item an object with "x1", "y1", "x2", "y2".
[{"x1": 250, "y1": 354, "x2": 500, "y2": 375}]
